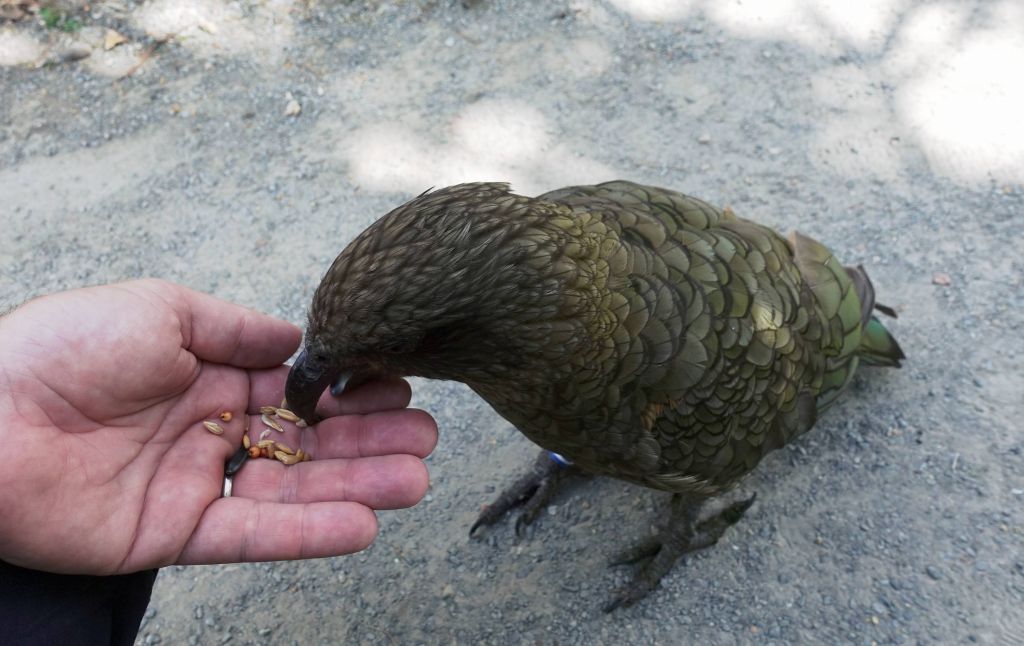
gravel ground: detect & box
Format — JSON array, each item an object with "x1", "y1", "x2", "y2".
[{"x1": 2, "y1": 1, "x2": 1023, "y2": 644}]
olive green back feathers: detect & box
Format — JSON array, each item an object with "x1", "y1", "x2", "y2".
[{"x1": 307, "y1": 181, "x2": 904, "y2": 496}]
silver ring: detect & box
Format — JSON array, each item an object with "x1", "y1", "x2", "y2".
[{"x1": 222, "y1": 475, "x2": 234, "y2": 498}]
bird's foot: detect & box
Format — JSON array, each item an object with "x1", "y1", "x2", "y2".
[
  {"x1": 470, "y1": 450, "x2": 581, "y2": 538},
  {"x1": 604, "y1": 493, "x2": 756, "y2": 612}
]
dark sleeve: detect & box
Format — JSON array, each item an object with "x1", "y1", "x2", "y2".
[{"x1": 0, "y1": 560, "x2": 158, "y2": 646}]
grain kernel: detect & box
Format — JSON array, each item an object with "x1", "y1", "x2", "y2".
[
  {"x1": 261, "y1": 414, "x2": 284, "y2": 433},
  {"x1": 274, "y1": 451, "x2": 301, "y2": 465},
  {"x1": 203, "y1": 421, "x2": 224, "y2": 435}
]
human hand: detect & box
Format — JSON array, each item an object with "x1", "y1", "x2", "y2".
[{"x1": 0, "y1": 279, "x2": 436, "y2": 575}]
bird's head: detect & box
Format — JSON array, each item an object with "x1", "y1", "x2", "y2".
[{"x1": 285, "y1": 183, "x2": 567, "y2": 424}]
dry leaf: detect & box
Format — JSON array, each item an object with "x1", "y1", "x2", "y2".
[{"x1": 104, "y1": 29, "x2": 128, "y2": 51}]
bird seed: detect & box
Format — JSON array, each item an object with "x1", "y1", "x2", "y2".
[
  {"x1": 203, "y1": 421, "x2": 225, "y2": 435},
  {"x1": 261, "y1": 414, "x2": 284, "y2": 433}
]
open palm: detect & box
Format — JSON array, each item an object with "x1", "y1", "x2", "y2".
[{"x1": 0, "y1": 280, "x2": 435, "y2": 574}]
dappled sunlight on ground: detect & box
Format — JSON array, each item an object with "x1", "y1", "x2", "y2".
[
  {"x1": 602, "y1": 0, "x2": 1023, "y2": 185},
  {"x1": 342, "y1": 99, "x2": 617, "y2": 196},
  {"x1": 0, "y1": 27, "x2": 43, "y2": 66},
  {"x1": 605, "y1": 0, "x2": 695, "y2": 23},
  {"x1": 2, "y1": 0, "x2": 1021, "y2": 187},
  {"x1": 894, "y1": 1, "x2": 1024, "y2": 184},
  {"x1": 608, "y1": 0, "x2": 909, "y2": 53},
  {"x1": 709, "y1": 0, "x2": 908, "y2": 54},
  {"x1": 134, "y1": 0, "x2": 297, "y2": 61}
]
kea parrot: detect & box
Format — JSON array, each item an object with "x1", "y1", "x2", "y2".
[{"x1": 284, "y1": 181, "x2": 904, "y2": 610}]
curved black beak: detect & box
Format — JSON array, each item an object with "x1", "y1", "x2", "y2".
[{"x1": 284, "y1": 349, "x2": 335, "y2": 425}]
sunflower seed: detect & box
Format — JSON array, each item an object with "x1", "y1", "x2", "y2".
[
  {"x1": 275, "y1": 408, "x2": 300, "y2": 423},
  {"x1": 242, "y1": 434, "x2": 251, "y2": 449},
  {"x1": 274, "y1": 451, "x2": 301, "y2": 465},
  {"x1": 274, "y1": 442, "x2": 295, "y2": 455},
  {"x1": 225, "y1": 446, "x2": 249, "y2": 475},
  {"x1": 257, "y1": 439, "x2": 275, "y2": 449},
  {"x1": 261, "y1": 414, "x2": 285, "y2": 433},
  {"x1": 203, "y1": 421, "x2": 225, "y2": 435},
  {"x1": 259, "y1": 429, "x2": 272, "y2": 441},
  {"x1": 259, "y1": 406, "x2": 278, "y2": 416}
]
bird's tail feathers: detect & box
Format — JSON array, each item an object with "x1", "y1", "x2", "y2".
[
  {"x1": 858, "y1": 316, "x2": 905, "y2": 368},
  {"x1": 843, "y1": 264, "x2": 905, "y2": 368}
]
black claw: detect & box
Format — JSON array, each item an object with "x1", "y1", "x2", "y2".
[
  {"x1": 470, "y1": 505, "x2": 501, "y2": 538},
  {"x1": 722, "y1": 492, "x2": 757, "y2": 525},
  {"x1": 468, "y1": 450, "x2": 579, "y2": 541},
  {"x1": 514, "y1": 517, "x2": 527, "y2": 538}
]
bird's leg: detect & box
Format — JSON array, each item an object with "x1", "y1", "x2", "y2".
[
  {"x1": 470, "y1": 450, "x2": 584, "y2": 538},
  {"x1": 604, "y1": 492, "x2": 756, "y2": 612}
]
